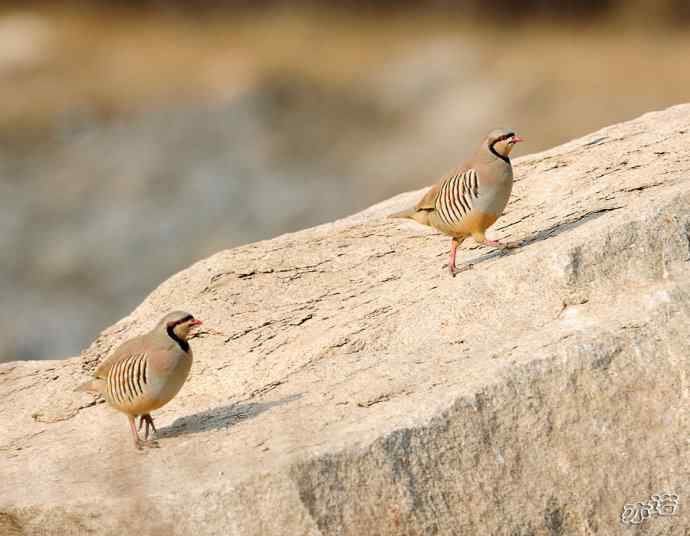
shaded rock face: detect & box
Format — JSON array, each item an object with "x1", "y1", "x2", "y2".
[{"x1": 1, "y1": 105, "x2": 689, "y2": 535}]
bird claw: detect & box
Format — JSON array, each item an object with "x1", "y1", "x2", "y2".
[
  {"x1": 449, "y1": 263, "x2": 473, "y2": 277},
  {"x1": 134, "y1": 438, "x2": 160, "y2": 451},
  {"x1": 502, "y1": 240, "x2": 523, "y2": 249},
  {"x1": 490, "y1": 239, "x2": 522, "y2": 250}
]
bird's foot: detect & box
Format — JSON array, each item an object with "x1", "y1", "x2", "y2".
[
  {"x1": 133, "y1": 438, "x2": 161, "y2": 451},
  {"x1": 484, "y1": 239, "x2": 522, "y2": 250},
  {"x1": 138, "y1": 414, "x2": 158, "y2": 440},
  {"x1": 502, "y1": 239, "x2": 523, "y2": 249},
  {"x1": 449, "y1": 262, "x2": 474, "y2": 277}
]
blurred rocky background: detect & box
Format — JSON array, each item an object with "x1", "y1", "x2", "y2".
[{"x1": 2, "y1": 0, "x2": 689, "y2": 362}]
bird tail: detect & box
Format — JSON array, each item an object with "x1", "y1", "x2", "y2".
[
  {"x1": 388, "y1": 208, "x2": 430, "y2": 226},
  {"x1": 75, "y1": 378, "x2": 106, "y2": 395},
  {"x1": 388, "y1": 208, "x2": 416, "y2": 220}
]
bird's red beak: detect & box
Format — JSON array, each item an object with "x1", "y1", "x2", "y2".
[
  {"x1": 190, "y1": 319, "x2": 203, "y2": 327},
  {"x1": 511, "y1": 135, "x2": 524, "y2": 144}
]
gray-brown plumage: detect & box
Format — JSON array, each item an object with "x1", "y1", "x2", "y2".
[
  {"x1": 389, "y1": 128, "x2": 524, "y2": 275},
  {"x1": 77, "y1": 311, "x2": 202, "y2": 449}
]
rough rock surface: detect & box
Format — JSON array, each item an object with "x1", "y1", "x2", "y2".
[
  {"x1": 1, "y1": 40, "x2": 505, "y2": 362},
  {"x1": 2, "y1": 105, "x2": 690, "y2": 535}
]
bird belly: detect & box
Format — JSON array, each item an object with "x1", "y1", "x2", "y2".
[
  {"x1": 459, "y1": 210, "x2": 499, "y2": 235},
  {"x1": 109, "y1": 395, "x2": 158, "y2": 416},
  {"x1": 430, "y1": 209, "x2": 498, "y2": 237}
]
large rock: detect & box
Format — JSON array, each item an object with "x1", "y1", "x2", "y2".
[
  {"x1": 0, "y1": 39, "x2": 502, "y2": 363},
  {"x1": 1, "y1": 105, "x2": 689, "y2": 535}
]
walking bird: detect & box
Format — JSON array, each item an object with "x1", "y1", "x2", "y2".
[
  {"x1": 77, "y1": 311, "x2": 202, "y2": 449},
  {"x1": 389, "y1": 128, "x2": 523, "y2": 275}
]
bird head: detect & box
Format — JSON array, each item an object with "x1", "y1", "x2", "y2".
[
  {"x1": 485, "y1": 128, "x2": 523, "y2": 160},
  {"x1": 160, "y1": 310, "x2": 203, "y2": 341}
]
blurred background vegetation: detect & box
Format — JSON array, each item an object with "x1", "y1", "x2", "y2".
[{"x1": 2, "y1": 1, "x2": 689, "y2": 361}]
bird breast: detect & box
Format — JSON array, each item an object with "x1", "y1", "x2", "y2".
[
  {"x1": 475, "y1": 172, "x2": 513, "y2": 215},
  {"x1": 146, "y1": 352, "x2": 193, "y2": 409}
]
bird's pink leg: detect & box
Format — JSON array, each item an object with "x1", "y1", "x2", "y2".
[
  {"x1": 128, "y1": 415, "x2": 142, "y2": 450},
  {"x1": 449, "y1": 237, "x2": 459, "y2": 276},
  {"x1": 448, "y1": 237, "x2": 472, "y2": 276}
]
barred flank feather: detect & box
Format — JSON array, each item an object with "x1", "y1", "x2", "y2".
[
  {"x1": 107, "y1": 353, "x2": 148, "y2": 406},
  {"x1": 435, "y1": 169, "x2": 480, "y2": 226}
]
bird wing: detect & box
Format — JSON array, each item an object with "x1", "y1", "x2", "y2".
[
  {"x1": 432, "y1": 168, "x2": 481, "y2": 225},
  {"x1": 94, "y1": 335, "x2": 148, "y2": 379},
  {"x1": 415, "y1": 163, "x2": 471, "y2": 211}
]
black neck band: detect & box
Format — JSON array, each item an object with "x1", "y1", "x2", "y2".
[
  {"x1": 489, "y1": 140, "x2": 510, "y2": 164},
  {"x1": 167, "y1": 325, "x2": 190, "y2": 352}
]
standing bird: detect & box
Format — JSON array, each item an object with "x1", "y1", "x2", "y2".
[
  {"x1": 77, "y1": 311, "x2": 202, "y2": 449},
  {"x1": 389, "y1": 128, "x2": 524, "y2": 276}
]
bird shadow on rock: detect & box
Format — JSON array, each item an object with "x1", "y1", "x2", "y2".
[
  {"x1": 517, "y1": 207, "x2": 621, "y2": 247},
  {"x1": 158, "y1": 393, "x2": 302, "y2": 439},
  {"x1": 460, "y1": 208, "x2": 620, "y2": 269}
]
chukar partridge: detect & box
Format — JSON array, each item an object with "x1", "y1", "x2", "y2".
[
  {"x1": 77, "y1": 311, "x2": 202, "y2": 449},
  {"x1": 389, "y1": 128, "x2": 523, "y2": 276}
]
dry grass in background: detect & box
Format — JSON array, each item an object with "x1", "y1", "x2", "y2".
[{"x1": 2, "y1": 7, "x2": 690, "y2": 150}]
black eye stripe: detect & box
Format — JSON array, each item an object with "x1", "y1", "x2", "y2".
[
  {"x1": 489, "y1": 133, "x2": 515, "y2": 163},
  {"x1": 169, "y1": 315, "x2": 193, "y2": 328},
  {"x1": 489, "y1": 133, "x2": 515, "y2": 149}
]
